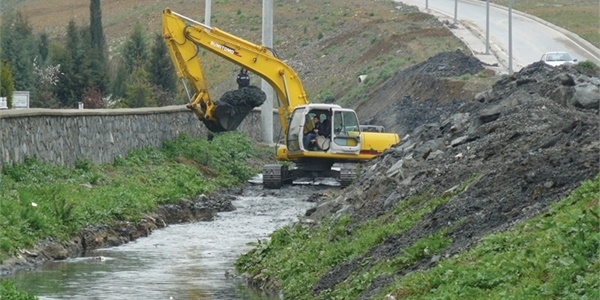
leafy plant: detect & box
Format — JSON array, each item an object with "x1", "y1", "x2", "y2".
[
  {"x1": 0, "y1": 280, "x2": 38, "y2": 300},
  {"x1": 389, "y1": 174, "x2": 600, "y2": 300}
]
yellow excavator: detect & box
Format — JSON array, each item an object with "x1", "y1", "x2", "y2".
[{"x1": 162, "y1": 8, "x2": 400, "y2": 188}]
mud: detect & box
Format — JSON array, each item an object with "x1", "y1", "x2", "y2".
[{"x1": 205, "y1": 85, "x2": 266, "y2": 132}]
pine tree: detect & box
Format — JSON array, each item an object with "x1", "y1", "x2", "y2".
[
  {"x1": 148, "y1": 33, "x2": 176, "y2": 94},
  {"x1": 123, "y1": 23, "x2": 148, "y2": 74},
  {"x1": 0, "y1": 11, "x2": 35, "y2": 92},
  {"x1": 88, "y1": 0, "x2": 109, "y2": 95},
  {"x1": 89, "y1": 0, "x2": 105, "y2": 57},
  {"x1": 111, "y1": 62, "x2": 128, "y2": 99},
  {"x1": 38, "y1": 32, "x2": 49, "y2": 63},
  {"x1": 54, "y1": 20, "x2": 90, "y2": 107},
  {"x1": 124, "y1": 66, "x2": 154, "y2": 108}
]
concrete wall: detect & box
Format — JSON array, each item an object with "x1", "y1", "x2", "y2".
[{"x1": 0, "y1": 106, "x2": 281, "y2": 171}]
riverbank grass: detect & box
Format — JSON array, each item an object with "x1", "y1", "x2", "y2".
[
  {"x1": 236, "y1": 174, "x2": 599, "y2": 299},
  {"x1": 0, "y1": 280, "x2": 38, "y2": 300},
  {"x1": 0, "y1": 132, "x2": 260, "y2": 262},
  {"x1": 235, "y1": 177, "x2": 476, "y2": 299}
]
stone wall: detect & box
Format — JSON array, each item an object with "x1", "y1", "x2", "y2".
[{"x1": 0, "y1": 106, "x2": 280, "y2": 171}]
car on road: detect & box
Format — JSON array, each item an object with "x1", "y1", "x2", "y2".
[{"x1": 540, "y1": 51, "x2": 577, "y2": 67}]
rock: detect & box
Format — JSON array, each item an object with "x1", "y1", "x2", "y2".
[{"x1": 572, "y1": 83, "x2": 600, "y2": 109}]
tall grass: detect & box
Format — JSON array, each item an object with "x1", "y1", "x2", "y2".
[{"x1": 0, "y1": 132, "x2": 260, "y2": 262}]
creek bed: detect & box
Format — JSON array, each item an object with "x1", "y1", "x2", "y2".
[{"x1": 8, "y1": 185, "x2": 317, "y2": 300}]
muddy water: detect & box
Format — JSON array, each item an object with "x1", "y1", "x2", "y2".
[{"x1": 9, "y1": 185, "x2": 317, "y2": 300}]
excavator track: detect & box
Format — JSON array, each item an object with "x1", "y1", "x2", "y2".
[
  {"x1": 339, "y1": 164, "x2": 358, "y2": 187},
  {"x1": 263, "y1": 164, "x2": 285, "y2": 189}
]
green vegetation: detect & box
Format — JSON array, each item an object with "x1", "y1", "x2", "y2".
[
  {"x1": 379, "y1": 175, "x2": 600, "y2": 299},
  {"x1": 0, "y1": 280, "x2": 38, "y2": 300},
  {"x1": 0, "y1": 132, "x2": 260, "y2": 261},
  {"x1": 235, "y1": 178, "x2": 475, "y2": 299},
  {"x1": 236, "y1": 174, "x2": 599, "y2": 299}
]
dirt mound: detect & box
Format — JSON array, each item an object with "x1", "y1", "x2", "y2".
[
  {"x1": 356, "y1": 50, "x2": 486, "y2": 136},
  {"x1": 308, "y1": 61, "x2": 599, "y2": 298}
]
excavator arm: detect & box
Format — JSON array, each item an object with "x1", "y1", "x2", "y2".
[{"x1": 162, "y1": 8, "x2": 309, "y2": 132}]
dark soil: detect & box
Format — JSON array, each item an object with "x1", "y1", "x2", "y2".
[{"x1": 306, "y1": 56, "x2": 599, "y2": 298}]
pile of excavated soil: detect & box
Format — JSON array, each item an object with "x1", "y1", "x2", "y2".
[
  {"x1": 307, "y1": 55, "x2": 599, "y2": 298},
  {"x1": 356, "y1": 50, "x2": 486, "y2": 137}
]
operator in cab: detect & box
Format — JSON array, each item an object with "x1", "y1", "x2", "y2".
[
  {"x1": 304, "y1": 115, "x2": 329, "y2": 151},
  {"x1": 237, "y1": 68, "x2": 250, "y2": 89}
]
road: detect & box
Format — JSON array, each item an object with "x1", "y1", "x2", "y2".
[{"x1": 397, "y1": 0, "x2": 600, "y2": 72}]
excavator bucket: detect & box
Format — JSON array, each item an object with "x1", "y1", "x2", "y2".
[{"x1": 203, "y1": 86, "x2": 267, "y2": 132}]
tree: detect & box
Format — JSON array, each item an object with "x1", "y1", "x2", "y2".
[
  {"x1": 32, "y1": 56, "x2": 61, "y2": 108},
  {"x1": 124, "y1": 66, "x2": 154, "y2": 108},
  {"x1": 0, "y1": 61, "x2": 16, "y2": 108},
  {"x1": 123, "y1": 23, "x2": 148, "y2": 74},
  {"x1": 88, "y1": 0, "x2": 109, "y2": 95},
  {"x1": 81, "y1": 86, "x2": 105, "y2": 108},
  {"x1": 148, "y1": 33, "x2": 177, "y2": 94},
  {"x1": 89, "y1": 0, "x2": 105, "y2": 56},
  {"x1": 38, "y1": 32, "x2": 49, "y2": 63},
  {"x1": 0, "y1": 11, "x2": 36, "y2": 92},
  {"x1": 53, "y1": 20, "x2": 91, "y2": 107},
  {"x1": 111, "y1": 61, "x2": 128, "y2": 99}
]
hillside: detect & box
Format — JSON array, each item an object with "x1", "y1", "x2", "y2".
[{"x1": 1, "y1": 0, "x2": 484, "y2": 114}]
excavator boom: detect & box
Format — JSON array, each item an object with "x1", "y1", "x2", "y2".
[
  {"x1": 162, "y1": 8, "x2": 307, "y2": 131},
  {"x1": 162, "y1": 8, "x2": 400, "y2": 188}
]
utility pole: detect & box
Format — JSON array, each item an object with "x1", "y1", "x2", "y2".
[
  {"x1": 453, "y1": 0, "x2": 458, "y2": 24},
  {"x1": 204, "y1": 0, "x2": 211, "y2": 27},
  {"x1": 261, "y1": 0, "x2": 274, "y2": 144},
  {"x1": 508, "y1": 0, "x2": 513, "y2": 75},
  {"x1": 485, "y1": 0, "x2": 490, "y2": 54}
]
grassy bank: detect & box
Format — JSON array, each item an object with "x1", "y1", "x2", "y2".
[
  {"x1": 0, "y1": 131, "x2": 263, "y2": 262},
  {"x1": 236, "y1": 175, "x2": 599, "y2": 299}
]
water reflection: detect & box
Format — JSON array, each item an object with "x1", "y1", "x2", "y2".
[{"x1": 9, "y1": 187, "x2": 314, "y2": 300}]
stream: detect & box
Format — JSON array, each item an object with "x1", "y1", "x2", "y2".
[{"x1": 8, "y1": 185, "x2": 317, "y2": 300}]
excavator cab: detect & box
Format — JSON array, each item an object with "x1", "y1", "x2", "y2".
[{"x1": 286, "y1": 105, "x2": 361, "y2": 155}]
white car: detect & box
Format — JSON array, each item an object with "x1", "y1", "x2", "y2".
[{"x1": 540, "y1": 51, "x2": 577, "y2": 67}]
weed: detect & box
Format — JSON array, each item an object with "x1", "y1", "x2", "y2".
[
  {"x1": 390, "y1": 174, "x2": 600, "y2": 299},
  {"x1": 236, "y1": 177, "x2": 472, "y2": 299},
  {"x1": 0, "y1": 132, "x2": 262, "y2": 258},
  {"x1": 0, "y1": 280, "x2": 38, "y2": 300},
  {"x1": 458, "y1": 73, "x2": 472, "y2": 80}
]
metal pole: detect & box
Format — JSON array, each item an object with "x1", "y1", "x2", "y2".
[
  {"x1": 453, "y1": 0, "x2": 458, "y2": 24},
  {"x1": 508, "y1": 0, "x2": 513, "y2": 75},
  {"x1": 485, "y1": 0, "x2": 490, "y2": 54},
  {"x1": 426, "y1": 0, "x2": 428, "y2": 10},
  {"x1": 204, "y1": 0, "x2": 211, "y2": 27},
  {"x1": 261, "y1": 0, "x2": 274, "y2": 144}
]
